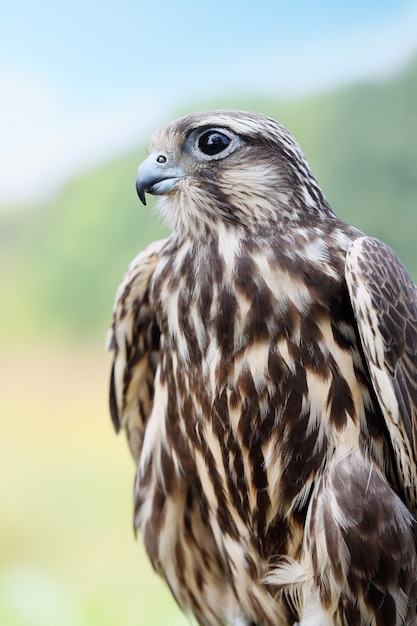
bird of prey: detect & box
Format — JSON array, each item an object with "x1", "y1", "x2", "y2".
[{"x1": 107, "y1": 110, "x2": 417, "y2": 626}]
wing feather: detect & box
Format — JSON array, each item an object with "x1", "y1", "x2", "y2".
[
  {"x1": 345, "y1": 236, "x2": 417, "y2": 509},
  {"x1": 106, "y1": 239, "x2": 166, "y2": 463}
]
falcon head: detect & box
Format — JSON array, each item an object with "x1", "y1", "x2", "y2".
[{"x1": 136, "y1": 110, "x2": 333, "y2": 235}]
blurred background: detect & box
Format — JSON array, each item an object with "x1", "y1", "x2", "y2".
[{"x1": 1, "y1": 1, "x2": 417, "y2": 624}]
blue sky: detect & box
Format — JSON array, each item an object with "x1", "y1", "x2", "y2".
[{"x1": 2, "y1": 0, "x2": 417, "y2": 204}]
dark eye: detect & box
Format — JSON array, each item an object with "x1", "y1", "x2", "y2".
[{"x1": 198, "y1": 131, "x2": 231, "y2": 156}]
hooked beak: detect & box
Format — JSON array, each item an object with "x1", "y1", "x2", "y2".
[{"x1": 135, "y1": 152, "x2": 188, "y2": 205}]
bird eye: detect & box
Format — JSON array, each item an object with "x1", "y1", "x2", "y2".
[{"x1": 198, "y1": 130, "x2": 231, "y2": 156}]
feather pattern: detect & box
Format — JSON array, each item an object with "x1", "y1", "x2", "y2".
[
  {"x1": 346, "y1": 236, "x2": 417, "y2": 510},
  {"x1": 106, "y1": 239, "x2": 165, "y2": 462},
  {"x1": 108, "y1": 111, "x2": 417, "y2": 625}
]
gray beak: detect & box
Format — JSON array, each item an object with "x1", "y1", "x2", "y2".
[{"x1": 136, "y1": 152, "x2": 188, "y2": 205}]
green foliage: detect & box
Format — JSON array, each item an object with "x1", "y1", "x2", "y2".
[
  {"x1": 2, "y1": 57, "x2": 417, "y2": 345},
  {"x1": 1, "y1": 151, "x2": 168, "y2": 344}
]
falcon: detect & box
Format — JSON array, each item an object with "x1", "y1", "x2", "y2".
[{"x1": 107, "y1": 110, "x2": 417, "y2": 625}]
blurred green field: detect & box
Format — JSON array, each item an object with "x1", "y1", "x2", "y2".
[{"x1": 0, "y1": 348, "x2": 188, "y2": 626}]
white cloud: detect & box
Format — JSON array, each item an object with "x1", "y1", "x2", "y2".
[
  {"x1": 219, "y1": 4, "x2": 417, "y2": 98},
  {"x1": 0, "y1": 68, "x2": 168, "y2": 205}
]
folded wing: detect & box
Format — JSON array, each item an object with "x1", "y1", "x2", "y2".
[
  {"x1": 346, "y1": 236, "x2": 417, "y2": 510},
  {"x1": 106, "y1": 239, "x2": 166, "y2": 463}
]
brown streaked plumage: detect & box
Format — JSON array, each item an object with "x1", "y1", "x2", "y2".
[{"x1": 107, "y1": 110, "x2": 417, "y2": 625}]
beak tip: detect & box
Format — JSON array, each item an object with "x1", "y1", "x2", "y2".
[{"x1": 136, "y1": 181, "x2": 147, "y2": 206}]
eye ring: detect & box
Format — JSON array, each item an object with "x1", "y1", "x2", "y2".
[
  {"x1": 198, "y1": 130, "x2": 231, "y2": 156},
  {"x1": 190, "y1": 127, "x2": 240, "y2": 161}
]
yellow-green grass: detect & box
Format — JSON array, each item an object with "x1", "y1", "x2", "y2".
[{"x1": 0, "y1": 348, "x2": 188, "y2": 626}]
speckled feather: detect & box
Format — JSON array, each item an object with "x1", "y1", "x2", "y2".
[{"x1": 107, "y1": 111, "x2": 417, "y2": 625}]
